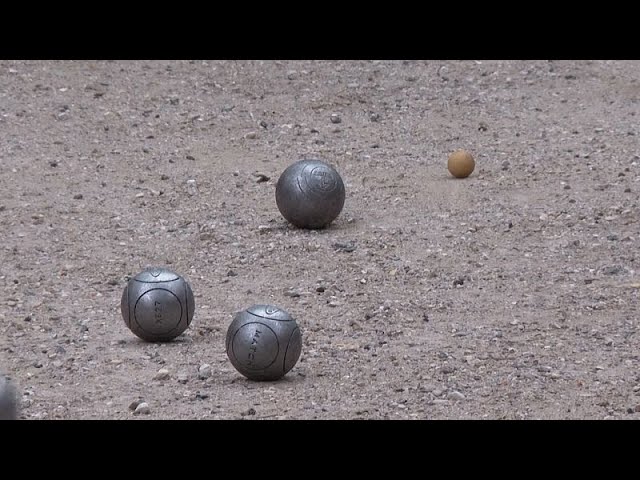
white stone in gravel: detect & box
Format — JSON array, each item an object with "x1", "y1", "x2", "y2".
[
  {"x1": 447, "y1": 391, "x2": 465, "y2": 401},
  {"x1": 198, "y1": 364, "x2": 212, "y2": 379},
  {"x1": 154, "y1": 368, "x2": 170, "y2": 381},
  {"x1": 134, "y1": 402, "x2": 150, "y2": 415}
]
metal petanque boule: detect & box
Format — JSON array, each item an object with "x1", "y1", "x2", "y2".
[
  {"x1": 275, "y1": 159, "x2": 346, "y2": 229},
  {"x1": 0, "y1": 375, "x2": 18, "y2": 420},
  {"x1": 226, "y1": 304, "x2": 302, "y2": 381},
  {"x1": 121, "y1": 267, "x2": 195, "y2": 342}
]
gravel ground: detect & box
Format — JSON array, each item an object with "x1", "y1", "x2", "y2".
[{"x1": 0, "y1": 60, "x2": 638, "y2": 419}]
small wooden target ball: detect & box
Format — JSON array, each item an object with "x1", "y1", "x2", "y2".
[{"x1": 447, "y1": 150, "x2": 475, "y2": 178}]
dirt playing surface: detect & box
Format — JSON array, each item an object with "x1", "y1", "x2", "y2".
[{"x1": 1, "y1": 60, "x2": 639, "y2": 419}]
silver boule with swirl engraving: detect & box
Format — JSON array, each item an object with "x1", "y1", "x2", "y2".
[
  {"x1": 0, "y1": 375, "x2": 18, "y2": 420},
  {"x1": 275, "y1": 159, "x2": 346, "y2": 229},
  {"x1": 226, "y1": 304, "x2": 303, "y2": 381},
  {"x1": 121, "y1": 267, "x2": 195, "y2": 342}
]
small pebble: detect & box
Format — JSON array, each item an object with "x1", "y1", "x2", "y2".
[
  {"x1": 198, "y1": 364, "x2": 212, "y2": 379},
  {"x1": 447, "y1": 391, "x2": 465, "y2": 401},
  {"x1": 253, "y1": 172, "x2": 270, "y2": 183},
  {"x1": 602, "y1": 265, "x2": 625, "y2": 276},
  {"x1": 73, "y1": 194, "x2": 83, "y2": 200},
  {"x1": 330, "y1": 114, "x2": 342, "y2": 124},
  {"x1": 154, "y1": 368, "x2": 170, "y2": 381},
  {"x1": 186, "y1": 179, "x2": 198, "y2": 196},
  {"x1": 134, "y1": 402, "x2": 150, "y2": 415},
  {"x1": 333, "y1": 241, "x2": 357, "y2": 253}
]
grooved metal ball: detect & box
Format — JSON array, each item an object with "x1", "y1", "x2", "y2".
[
  {"x1": 121, "y1": 267, "x2": 195, "y2": 342},
  {"x1": 0, "y1": 375, "x2": 18, "y2": 421},
  {"x1": 225, "y1": 304, "x2": 302, "y2": 381},
  {"x1": 275, "y1": 159, "x2": 346, "y2": 229}
]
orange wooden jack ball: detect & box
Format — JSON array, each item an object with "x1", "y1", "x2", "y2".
[{"x1": 447, "y1": 150, "x2": 475, "y2": 178}]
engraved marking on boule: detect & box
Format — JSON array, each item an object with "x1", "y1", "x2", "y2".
[
  {"x1": 247, "y1": 327, "x2": 262, "y2": 367},
  {"x1": 311, "y1": 166, "x2": 337, "y2": 191},
  {"x1": 154, "y1": 301, "x2": 163, "y2": 325},
  {"x1": 300, "y1": 164, "x2": 339, "y2": 196},
  {"x1": 134, "y1": 288, "x2": 182, "y2": 336},
  {"x1": 231, "y1": 322, "x2": 279, "y2": 371}
]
